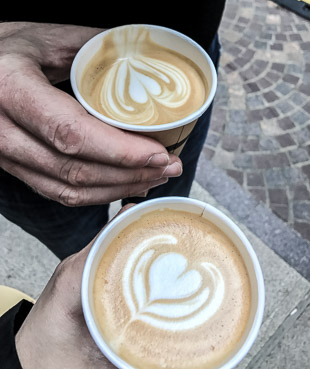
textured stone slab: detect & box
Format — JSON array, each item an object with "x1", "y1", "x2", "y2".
[
  {"x1": 247, "y1": 292, "x2": 310, "y2": 369},
  {"x1": 0, "y1": 215, "x2": 59, "y2": 299},
  {"x1": 196, "y1": 155, "x2": 310, "y2": 281},
  {"x1": 189, "y1": 181, "x2": 310, "y2": 369}
]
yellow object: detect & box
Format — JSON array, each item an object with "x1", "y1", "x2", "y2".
[
  {"x1": 0, "y1": 285, "x2": 35, "y2": 317},
  {"x1": 298, "y1": 0, "x2": 310, "y2": 5}
]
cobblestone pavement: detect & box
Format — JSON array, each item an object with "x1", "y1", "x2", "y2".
[{"x1": 204, "y1": 0, "x2": 310, "y2": 242}]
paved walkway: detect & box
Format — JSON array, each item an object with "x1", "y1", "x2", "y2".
[{"x1": 204, "y1": 0, "x2": 310, "y2": 242}]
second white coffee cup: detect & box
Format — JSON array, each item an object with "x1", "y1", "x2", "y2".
[{"x1": 82, "y1": 197, "x2": 265, "y2": 369}]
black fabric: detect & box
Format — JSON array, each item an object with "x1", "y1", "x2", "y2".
[
  {"x1": 270, "y1": 0, "x2": 310, "y2": 21},
  {"x1": 3, "y1": 1, "x2": 226, "y2": 51},
  {"x1": 0, "y1": 299, "x2": 34, "y2": 369}
]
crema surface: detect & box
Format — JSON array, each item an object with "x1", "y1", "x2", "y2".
[
  {"x1": 80, "y1": 27, "x2": 208, "y2": 125},
  {"x1": 93, "y1": 209, "x2": 251, "y2": 369}
]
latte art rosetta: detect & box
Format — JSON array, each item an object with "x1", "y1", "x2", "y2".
[
  {"x1": 80, "y1": 27, "x2": 208, "y2": 125},
  {"x1": 123, "y1": 235, "x2": 225, "y2": 331}
]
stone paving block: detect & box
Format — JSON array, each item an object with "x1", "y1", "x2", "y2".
[
  {"x1": 277, "y1": 116, "x2": 295, "y2": 130},
  {"x1": 302, "y1": 164, "x2": 310, "y2": 180},
  {"x1": 293, "y1": 127, "x2": 310, "y2": 145},
  {"x1": 270, "y1": 204, "x2": 289, "y2": 222},
  {"x1": 247, "y1": 172, "x2": 265, "y2": 187},
  {"x1": 233, "y1": 154, "x2": 254, "y2": 169},
  {"x1": 293, "y1": 201, "x2": 310, "y2": 222},
  {"x1": 221, "y1": 135, "x2": 241, "y2": 152},
  {"x1": 255, "y1": 152, "x2": 290, "y2": 169},
  {"x1": 268, "y1": 188, "x2": 288, "y2": 204},
  {"x1": 294, "y1": 221, "x2": 310, "y2": 241},
  {"x1": 275, "y1": 133, "x2": 296, "y2": 148},
  {"x1": 288, "y1": 147, "x2": 309, "y2": 164},
  {"x1": 248, "y1": 188, "x2": 267, "y2": 204},
  {"x1": 258, "y1": 137, "x2": 279, "y2": 151},
  {"x1": 226, "y1": 169, "x2": 244, "y2": 185},
  {"x1": 292, "y1": 184, "x2": 310, "y2": 201},
  {"x1": 265, "y1": 167, "x2": 305, "y2": 187},
  {"x1": 291, "y1": 110, "x2": 309, "y2": 126}
]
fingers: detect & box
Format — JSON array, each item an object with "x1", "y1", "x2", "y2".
[
  {"x1": 1, "y1": 153, "x2": 170, "y2": 206},
  {"x1": 0, "y1": 63, "x2": 174, "y2": 169},
  {"x1": 0, "y1": 114, "x2": 181, "y2": 192}
]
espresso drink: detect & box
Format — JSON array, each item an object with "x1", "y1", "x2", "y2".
[
  {"x1": 80, "y1": 26, "x2": 208, "y2": 126},
  {"x1": 93, "y1": 209, "x2": 251, "y2": 369}
]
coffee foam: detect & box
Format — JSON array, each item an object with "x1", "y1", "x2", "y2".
[
  {"x1": 123, "y1": 235, "x2": 225, "y2": 332},
  {"x1": 93, "y1": 209, "x2": 251, "y2": 369},
  {"x1": 80, "y1": 26, "x2": 208, "y2": 126}
]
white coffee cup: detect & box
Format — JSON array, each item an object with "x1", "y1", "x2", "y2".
[
  {"x1": 82, "y1": 196, "x2": 265, "y2": 369},
  {"x1": 70, "y1": 24, "x2": 217, "y2": 156}
]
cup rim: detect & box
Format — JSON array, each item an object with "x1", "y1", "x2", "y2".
[
  {"x1": 70, "y1": 24, "x2": 218, "y2": 132},
  {"x1": 81, "y1": 196, "x2": 265, "y2": 369}
]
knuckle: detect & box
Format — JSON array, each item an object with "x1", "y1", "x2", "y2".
[
  {"x1": 59, "y1": 159, "x2": 88, "y2": 186},
  {"x1": 58, "y1": 186, "x2": 84, "y2": 207},
  {"x1": 117, "y1": 149, "x2": 137, "y2": 168},
  {"x1": 51, "y1": 255, "x2": 76, "y2": 292},
  {"x1": 132, "y1": 170, "x2": 146, "y2": 184},
  {"x1": 132, "y1": 168, "x2": 163, "y2": 184},
  {"x1": 48, "y1": 116, "x2": 85, "y2": 156},
  {"x1": 125, "y1": 184, "x2": 146, "y2": 199}
]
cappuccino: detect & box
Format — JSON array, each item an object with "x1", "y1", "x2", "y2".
[
  {"x1": 80, "y1": 26, "x2": 208, "y2": 126},
  {"x1": 93, "y1": 209, "x2": 251, "y2": 369}
]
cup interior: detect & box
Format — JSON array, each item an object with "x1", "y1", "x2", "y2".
[
  {"x1": 82, "y1": 197, "x2": 264, "y2": 369},
  {"x1": 70, "y1": 24, "x2": 217, "y2": 132}
]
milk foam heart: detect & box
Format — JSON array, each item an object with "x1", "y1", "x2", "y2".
[
  {"x1": 80, "y1": 27, "x2": 208, "y2": 125},
  {"x1": 101, "y1": 56, "x2": 191, "y2": 124},
  {"x1": 123, "y1": 235, "x2": 225, "y2": 331}
]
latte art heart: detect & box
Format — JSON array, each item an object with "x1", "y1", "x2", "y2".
[
  {"x1": 123, "y1": 235, "x2": 225, "y2": 331},
  {"x1": 80, "y1": 27, "x2": 208, "y2": 125},
  {"x1": 101, "y1": 57, "x2": 192, "y2": 124}
]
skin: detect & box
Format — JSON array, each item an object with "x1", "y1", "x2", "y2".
[
  {"x1": 15, "y1": 204, "x2": 135, "y2": 369},
  {"x1": 0, "y1": 22, "x2": 182, "y2": 207}
]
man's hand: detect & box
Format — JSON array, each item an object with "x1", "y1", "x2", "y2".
[
  {"x1": 15, "y1": 204, "x2": 135, "y2": 369},
  {"x1": 0, "y1": 22, "x2": 182, "y2": 206}
]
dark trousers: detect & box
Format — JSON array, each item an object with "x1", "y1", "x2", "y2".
[{"x1": 0, "y1": 35, "x2": 221, "y2": 260}]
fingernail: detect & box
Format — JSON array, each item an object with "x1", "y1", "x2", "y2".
[
  {"x1": 162, "y1": 162, "x2": 183, "y2": 177},
  {"x1": 146, "y1": 153, "x2": 169, "y2": 167}
]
